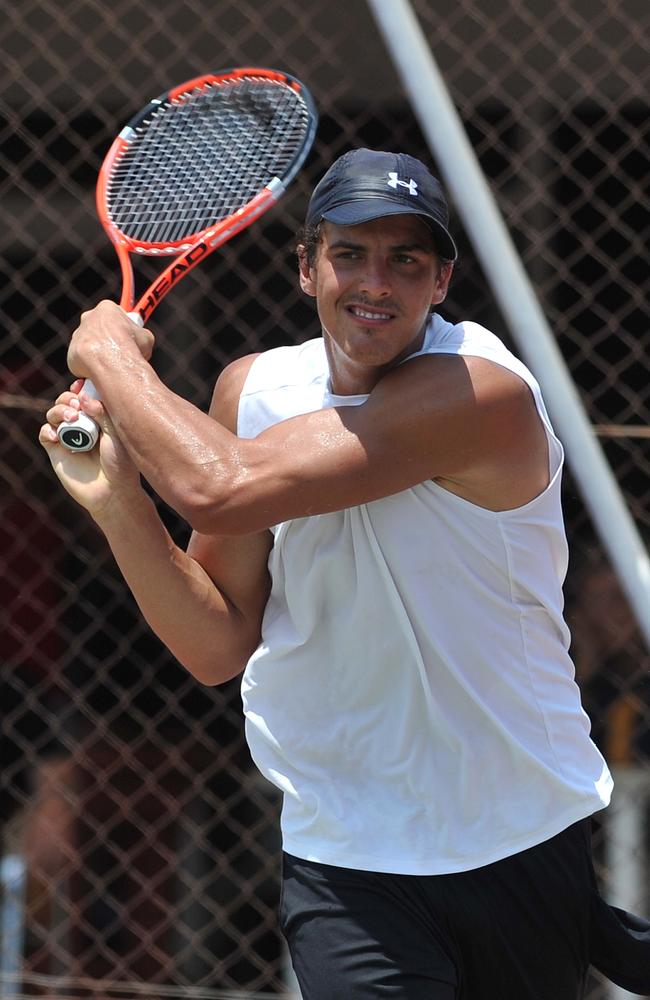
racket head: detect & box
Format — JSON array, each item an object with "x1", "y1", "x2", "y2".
[
  {"x1": 58, "y1": 69, "x2": 316, "y2": 452},
  {"x1": 96, "y1": 68, "x2": 318, "y2": 267}
]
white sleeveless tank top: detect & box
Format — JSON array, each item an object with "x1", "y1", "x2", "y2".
[{"x1": 238, "y1": 314, "x2": 612, "y2": 875}]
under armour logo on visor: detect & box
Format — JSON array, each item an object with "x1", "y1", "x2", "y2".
[{"x1": 387, "y1": 172, "x2": 418, "y2": 196}]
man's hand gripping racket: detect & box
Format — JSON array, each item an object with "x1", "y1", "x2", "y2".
[{"x1": 58, "y1": 67, "x2": 317, "y2": 452}]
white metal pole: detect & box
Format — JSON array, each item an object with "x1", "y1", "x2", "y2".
[
  {"x1": 606, "y1": 767, "x2": 649, "y2": 999},
  {"x1": 366, "y1": 0, "x2": 650, "y2": 651}
]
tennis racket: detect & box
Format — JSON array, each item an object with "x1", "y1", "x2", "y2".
[{"x1": 58, "y1": 67, "x2": 317, "y2": 451}]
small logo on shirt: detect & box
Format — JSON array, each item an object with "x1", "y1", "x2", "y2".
[{"x1": 387, "y1": 172, "x2": 418, "y2": 196}]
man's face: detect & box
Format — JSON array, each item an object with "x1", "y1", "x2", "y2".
[{"x1": 299, "y1": 215, "x2": 453, "y2": 393}]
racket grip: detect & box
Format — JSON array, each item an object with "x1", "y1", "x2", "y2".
[
  {"x1": 57, "y1": 380, "x2": 101, "y2": 452},
  {"x1": 57, "y1": 312, "x2": 143, "y2": 451}
]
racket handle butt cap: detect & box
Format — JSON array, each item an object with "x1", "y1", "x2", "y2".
[{"x1": 57, "y1": 411, "x2": 100, "y2": 452}]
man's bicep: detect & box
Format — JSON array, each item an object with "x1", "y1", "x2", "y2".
[
  {"x1": 226, "y1": 354, "x2": 544, "y2": 529},
  {"x1": 247, "y1": 356, "x2": 482, "y2": 493}
]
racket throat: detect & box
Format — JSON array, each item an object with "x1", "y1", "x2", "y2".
[{"x1": 137, "y1": 242, "x2": 211, "y2": 321}]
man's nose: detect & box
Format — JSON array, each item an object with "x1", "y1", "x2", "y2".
[{"x1": 358, "y1": 258, "x2": 392, "y2": 296}]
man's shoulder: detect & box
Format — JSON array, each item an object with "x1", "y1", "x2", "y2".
[
  {"x1": 209, "y1": 354, "x2": 262, "y2": 430},
  {"x1": 422, "y1": 313, "x2": 536, "y2": 389},
  {"x1": 424, "y1": 313, "x2": 504, "y2": 355}
]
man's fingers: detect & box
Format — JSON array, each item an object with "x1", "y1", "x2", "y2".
[
  {"x1": 45, "y1": 390, "x2": 104, "y2": 429},
  {"x1": 46, "y1": 402, "x2": 78, "y2": 427},
  {"x1": 78, "y1": 393, "x2": 105, "y2": 419},
  {"x1": 38, "y1": 422, "x2": 59, "y2": 447},
  {"x1": 53, "y1": 390, "x2": 80, "y2": 408}
]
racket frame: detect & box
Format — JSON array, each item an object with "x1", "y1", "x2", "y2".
[
  {"x1": 97, "y1": 68, "x2": 316, "y2": 323},
  {"x1": 57, "y1": 67, "x2": 317, "y2": 452},
  {"x1": 95, "y1": 67, "x2": 318, "y2": 323}
]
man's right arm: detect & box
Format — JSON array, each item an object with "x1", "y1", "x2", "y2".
[
  {"x1": 93, "y1": 489, "x2": 272, "y2": 685},
  {"x1": 40, "y1": 354, "x2": 272, "y2": 686}
]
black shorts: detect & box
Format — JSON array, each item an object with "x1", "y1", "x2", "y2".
[{"x1": 280, "y1": 819, "x2": 650, "y2": 999}]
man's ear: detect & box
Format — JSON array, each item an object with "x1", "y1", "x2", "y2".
[
  {"x1": 297, "y1": 245, "x2": 317, "y2": 297},
  {"x1": 431, "y1": 260, "x2": 454, "y2": 307}
]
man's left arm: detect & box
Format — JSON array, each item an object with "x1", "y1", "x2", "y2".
[{"x1": 69, "y1": 301, "x2": 549, "y2": 535}]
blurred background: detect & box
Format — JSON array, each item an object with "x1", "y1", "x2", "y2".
[{"x1": 1, "y1": 1, "x2": 649, "y2": 997}]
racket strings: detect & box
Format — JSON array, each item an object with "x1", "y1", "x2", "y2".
[{"x1": 106, "y1": 77, "x2": 311, "y2": 245}]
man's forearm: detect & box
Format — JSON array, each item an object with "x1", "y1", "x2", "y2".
[
  {"x1": 79, "y1": 330, "x2": 243, "y2": 528},
  {"x1": 65, "y1": 302, "x2": 244, "y2": 526},
  {"x1": 92, "y1": 487, "x2": 254, "y2": 684}
]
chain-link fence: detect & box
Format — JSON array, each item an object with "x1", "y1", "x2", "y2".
[{"x1": 1, "y1": 1, "x2": 649, "y2": 997}]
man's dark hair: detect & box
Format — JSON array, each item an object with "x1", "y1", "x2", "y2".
[{"x1": 296, "y1": 222, "x2": 322, "y2": 267}]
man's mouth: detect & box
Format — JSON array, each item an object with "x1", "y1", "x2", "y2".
[{"x1": 347, "y1": 304, "x2": 395, "y2": 322}]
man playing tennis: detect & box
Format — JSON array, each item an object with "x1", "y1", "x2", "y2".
[{"x1": 40, "y1": 149, "x2": 650, "y2": 998}]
